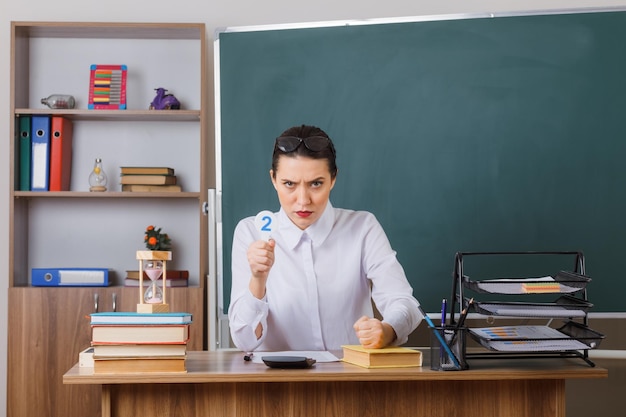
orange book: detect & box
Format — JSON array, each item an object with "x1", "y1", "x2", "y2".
[
  {"x1": 49, "y1": 116, "x2": 73, "y2": 191},
  {"x1": 93, "y1": 357, "x2": 186, "y2": 373},
  {"x1": 341, "y1": 345, "x2": 422, "y2": 368},
  {"x1": 91, "y1": 324, "x2": 190, "y2": 344}
]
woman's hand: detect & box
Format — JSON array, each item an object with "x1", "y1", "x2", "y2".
[
  {"x1": 353, "y1": 316, "x2": 397, "y2": 349},
  {"x1": 247, "y1": 239, "x2": 275, "y2": 339},
  {"x1": 247, "y1": 239, "x2": 275, "y2": 299}
]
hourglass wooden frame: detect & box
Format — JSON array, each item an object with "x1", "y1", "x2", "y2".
[{"x1": 136, "y1": 250, "x2": 171, "y2": 313}]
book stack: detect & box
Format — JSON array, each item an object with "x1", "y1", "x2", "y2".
[
  {"x1": 90, "y1": 312, "x2": 192, "y2": 373},
  {"x1": 124, "y1": 269, "x2": 189, "y2": 287},
  {"x1": 120, "y1": 166, "x2": 181, "y2": 192}
]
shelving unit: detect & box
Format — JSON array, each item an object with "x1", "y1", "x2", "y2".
[
  {"x1": 8, "y1": 21, "x2": 208, "y2": 417},
  {"x1": 449, "y1": 251, "x2": 604, "y2": 367}
]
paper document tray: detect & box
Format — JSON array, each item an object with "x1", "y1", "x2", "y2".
[
  {"x1": 471, "y1": 295, "x2": 593, "y2": 319},
  {"x1": 469, "y1": 321, "x2": 604, "y2": 353},
  {"x1": 463, "y1": 270, "x2": 590, "y2": 295}
]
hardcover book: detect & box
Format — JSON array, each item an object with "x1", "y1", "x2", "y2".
[
  {"x1": 93, "y1": 357, "x2": 186, "y2": 373},
  {"x1": 125, "y1": 270, "x2": 189, "y2": 280},
  {"x1": 90, "y1": 312, "x2": 192, "y2": 325},
  {"x1": 92, "y1": 343, "x2": 187, "y2": 358},
  {"x1": 120, "y1": 166, "x2": 175, "y2": 175},
  {"x1": 122, "y1": 184, "x2": 182, "y2": 192},
  {"x1": 120, "y1": 174, "x2": 177, "y2": 185},
  {"x1": 341, "y1": 345, "x2": 423, "y2": 368},
  {"x1": 91, "y1": 324, "x2": 190, "y2": 344}
]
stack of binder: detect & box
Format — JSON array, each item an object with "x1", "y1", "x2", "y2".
[{"x1": 16, "y1": 115, "x2": 73, "y2": 192}]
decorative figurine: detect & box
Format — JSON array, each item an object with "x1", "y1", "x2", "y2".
[{"x1": 149, "y1": 87, "x2": 181, "y2": 110}]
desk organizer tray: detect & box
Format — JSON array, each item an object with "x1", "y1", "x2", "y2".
[
  {"x1": 463, "y1": 270, "x2": 590, "y2": 295},
  {"x1": 471, "y1": 295, "x2": 592, "y2": 318},
  {"x1": 469, "y1": 321, "x2": 604, "y2": 352}
]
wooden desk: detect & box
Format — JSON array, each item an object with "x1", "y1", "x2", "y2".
[{"x1": 63, "y1": 350, "x2": 607, "y2": 417}]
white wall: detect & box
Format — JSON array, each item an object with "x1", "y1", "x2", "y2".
[{"x1": 2, "y1": 0, "x2": 625, "y2": 415}]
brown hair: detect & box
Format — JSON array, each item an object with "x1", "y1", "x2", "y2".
[{"x1": 271, "y1": 124, "x2": 338, "y2": 179}]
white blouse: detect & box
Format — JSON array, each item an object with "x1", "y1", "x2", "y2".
[{"x1": 228, "y1": 202, "x2": 422, "y2": 352}]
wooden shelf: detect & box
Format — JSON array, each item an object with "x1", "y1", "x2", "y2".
[
  {"x1": 13, "y1": 191, "x2": 202, "y2": 199},
  {"x1": 14, "y1": 108, "x2": 201, "y2": 121},
  {"x1": 13, "y1": 21, "x2": 205, "y2": 40}
]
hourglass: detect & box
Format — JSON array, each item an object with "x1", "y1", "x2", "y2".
[{"x1": 136, "y1": 250, "x2": 171, "y2": 313}]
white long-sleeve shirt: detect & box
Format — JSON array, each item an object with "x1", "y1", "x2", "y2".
[{"x1": 228, "y1": 202, "x2": 422, "y2": 352}]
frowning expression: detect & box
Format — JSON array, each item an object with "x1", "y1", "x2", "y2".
[{"x1": 270, "y1": 155, "x2": 336, "y2": 230}]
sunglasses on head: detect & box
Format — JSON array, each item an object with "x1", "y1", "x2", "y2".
[{"x1": 275, "y1": 135, "x2": 334, "y2": 154}]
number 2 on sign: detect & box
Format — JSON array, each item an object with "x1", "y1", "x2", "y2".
[{"x1": 255, "y1": 210, "x2": 276, "y2": 241}]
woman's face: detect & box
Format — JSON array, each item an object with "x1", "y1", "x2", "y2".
[{"x1": 270, "y1": 155, "x2": 336, "y2": 230}]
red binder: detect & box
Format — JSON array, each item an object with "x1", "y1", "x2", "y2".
[{"x1": 49, "y1": 116, "x2": 73, "y2": 191}]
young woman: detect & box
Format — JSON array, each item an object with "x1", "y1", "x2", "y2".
[{"x1": 229, "y1": 124, "x2": 423, "y2": 352}]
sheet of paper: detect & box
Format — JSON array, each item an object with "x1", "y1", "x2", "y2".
[
  {"x1": 470, "y1": 325, "x2": 595, "y2": 351},
  {"x1": 487, "y1": 339, "x2": 591, "y2": 351},
  {"x1": 477, "y1": 303, "x2": 586, "y2": 318},
  {"x1": 251, "y1": 350, "x2": 340, "y2": 364},
  {"x1": 470, "y1": 325, "x2": 566, "y2": 340}
]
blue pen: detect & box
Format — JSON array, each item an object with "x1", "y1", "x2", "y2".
[
  {"x1": 441, "y1": 298, "x2": 447, "y2": 326},
  {"x1": 418, "y1": 305, "x2": 461, "y2": 369}
]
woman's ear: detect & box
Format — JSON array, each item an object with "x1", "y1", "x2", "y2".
[
  {"x1": 330, "y1": 169, "x2": 338, "y2": 190},
  {"x1": 269, "y1": 169, "x2": 278, "y2": 190}
]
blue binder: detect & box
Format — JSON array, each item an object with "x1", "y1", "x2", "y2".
[
  {"x1": 30, "y1": 115, "x2": 50, "y2": 191},
  {"x1": 32, "y1": 268, "x2": 110, "y2": 286}
]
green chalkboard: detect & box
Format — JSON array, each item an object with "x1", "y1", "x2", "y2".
[{"x1": 217, "y1": 10, "x2": 626, "y2": 313}]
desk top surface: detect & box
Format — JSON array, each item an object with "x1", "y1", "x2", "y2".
[{"x1": 63, "y1": 350, "x2": 608, "y2": 385}]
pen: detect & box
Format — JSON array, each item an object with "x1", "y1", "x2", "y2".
[
  {"x1": 417, "y1": 305, "x2": 460, "y2": 369},
  {"x1": 441, "y1": 298, "x2": 447, "y2": 327},
  {"x1": 243, "y1": 352, "x2": 254, "y2": 362},
  {"x1": 456, "y1": 298, "x2": 474, "y2": 330}
]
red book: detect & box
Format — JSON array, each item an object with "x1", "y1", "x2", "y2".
[{"x1": 49, "y1": 116, "x2": 73, "y2": 191}]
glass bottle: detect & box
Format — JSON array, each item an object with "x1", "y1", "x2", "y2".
[
  {"x1": 143, "y1": 260, "x2": 164, "y2": 304},
  {"x1": 88, "y1": 158, "x2": 108, "y2": 192},
  {"x1": 41, "y1": 94, "x2": 76, "y2": 109}
]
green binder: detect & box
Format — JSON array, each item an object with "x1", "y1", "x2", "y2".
[{"x1": 18, "y1": 115, "x2": 32, "y2": 191}]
